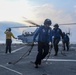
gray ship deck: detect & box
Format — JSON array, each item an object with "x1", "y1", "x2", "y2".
[{"x1": 0, "y1": 44, "x2": 76, "y2": 75}]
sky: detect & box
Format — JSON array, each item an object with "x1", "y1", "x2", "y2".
[{"x1": 0, "y1": 0, "x2": 76, "y2": 43}]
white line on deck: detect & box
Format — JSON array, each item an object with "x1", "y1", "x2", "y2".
[
  {"x1": 43, "y1": 59, "x2": 76, "y2": 62},
  {"x1": 12, "y1": 46, "x2": 26, "y2": 53},
  {"x1": 0, "y1": 65, "x2": 22, "y2": 75}
]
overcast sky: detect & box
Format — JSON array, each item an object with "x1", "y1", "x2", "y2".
[{"x1": 0, "y1": 0, "x2": 76, "y2": 43}]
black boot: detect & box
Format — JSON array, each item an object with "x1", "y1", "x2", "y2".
[
  {"x1": 54, "y1": 53, "x2": 57, "y2": 56},
  {"x1": 35, "y1": 65, "x2": 38, "y2": 68}
]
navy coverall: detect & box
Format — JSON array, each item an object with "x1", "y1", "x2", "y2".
[
  {"x1": 62, "y1": 33, "x2": 69, "y2": 51},
  {"x1": 52, "y1": 27, "x2": 63, "y2": 56},
  {"x1": 33, "y1": 26, "x2": 52, "y2": 65}
]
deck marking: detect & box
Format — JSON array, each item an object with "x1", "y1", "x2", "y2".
[
  {"x1": 43, "y1": 59, "x2": 76, "y2": 62},
  {"x1": 0, "y1": 65, "x2": 22, "y2": 75},
  {"x1": 12, "y1": 46, "x2": 26, "y2": 53}
]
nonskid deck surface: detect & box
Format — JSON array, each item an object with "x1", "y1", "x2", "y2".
[{"x1": 0, "y1": 44, "x2": 76, "y2": 75}]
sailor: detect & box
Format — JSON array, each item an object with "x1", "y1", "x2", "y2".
[
  {"x1": 52, "y1": 24, "x2": 63, "y2": 56},
  {"x1": 4, "y1": 28, "x2": 17, "y2": 53},
  {"x1": 62, "y1": 32, "x2": 70, "y2": 51},
  {"x1": 33, "y1": 19, "x2": 52, "y2": 68}
]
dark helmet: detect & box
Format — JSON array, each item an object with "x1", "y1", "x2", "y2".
[
  {"x1": 62, "y1": 32, "x2": 65, "y2": 35},
  {"x1": 44, "y1": 19, "x2": 52, "y2": 26},
  {"x1": 54, "y1": 23, "x2": 59, "y2": 27},
  {"x1": 8, "y1": 28, "x2": 11, "y2": 31},
  {"x1": 6, "y1": 28, "x2": 9, "y2": 31}
]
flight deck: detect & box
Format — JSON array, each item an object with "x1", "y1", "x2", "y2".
[{"x1": 0, "y1": 44, "x2": 76, "y2": 75}]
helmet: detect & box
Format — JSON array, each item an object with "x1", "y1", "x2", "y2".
[
  {"x1": 8, "y1": 28, "x2": 11, "y2": 31},
  {"x1": 62, "y1": 32, "x2": 65, "y2": 35},
  {"x1": 54, "y1": 23, "x2": 59, "y2": 27},
  {"x1": 44, "y1": 19, "x2": 52, "y2": 26},
  {"x1": 6, "y1": 28, "x2": 9, "y2": 31}
]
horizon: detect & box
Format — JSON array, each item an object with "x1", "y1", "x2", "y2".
[{"x1": 0, "y1": 0, "x2": 76, "y2": 44}]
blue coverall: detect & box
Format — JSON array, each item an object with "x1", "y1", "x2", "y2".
[
  {"x1": 62, "y1": 33, "x2": 69, "y2": 51},
  {"x1": 52, "y1": 27, "x2": 63, "y2": 56},
  {"x1": 33, "y1": 26, "x2": 52, "y2": 65}
]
